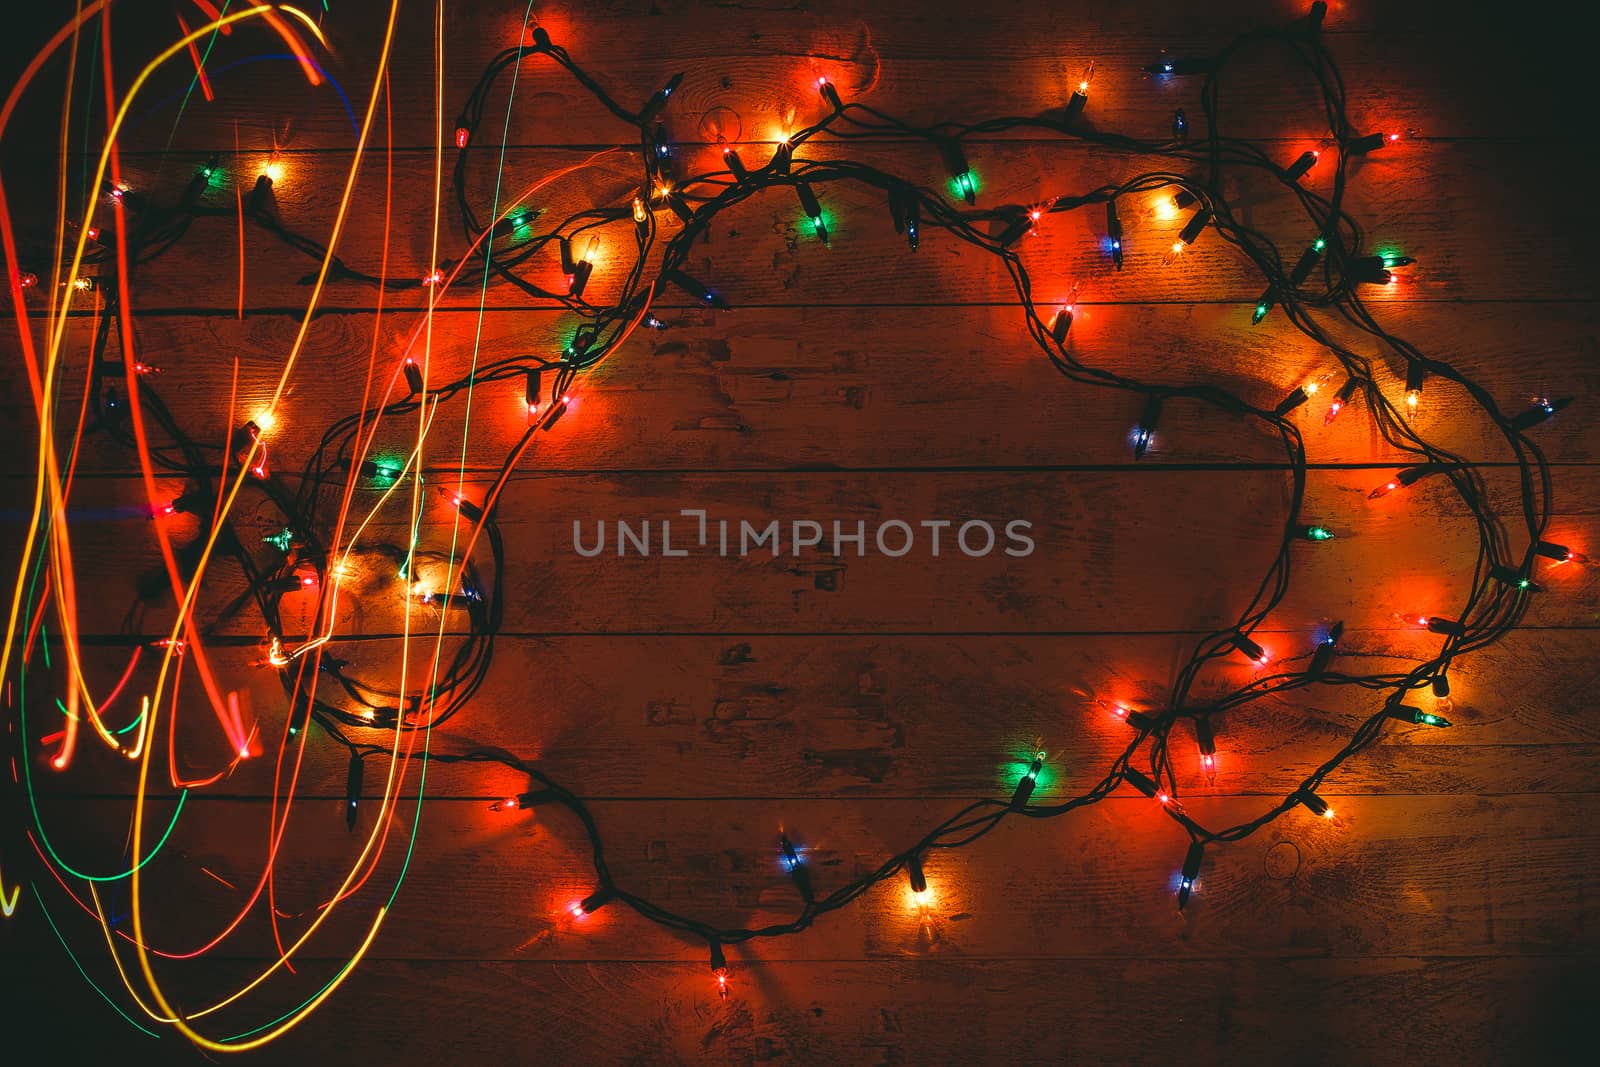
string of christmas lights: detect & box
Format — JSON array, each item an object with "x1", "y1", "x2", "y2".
[{"x1": 2, "y1": 0, "x2": 1580, "y2": 1042}]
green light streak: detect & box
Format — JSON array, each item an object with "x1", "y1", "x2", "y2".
[
  {"x1": 19, "y1": 537, "x2": 188, "y2": 882},
  {"x1": 32, "y1": 886, "x2": 161, "y2": 1038},
  {"x1": 56, "y1": 697, "x2": 147, "y2": 737}
]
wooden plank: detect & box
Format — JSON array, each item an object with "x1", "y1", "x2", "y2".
[
  {"x1": 10, "y1": 794, "x2": 1598, "y2": 963},
  {"x1": 20, "y1": 140, "x2": 1597, "y2": 309},
  {"x1": 21, "y1": 630, "x2": 1600, "y2": 802},
  {"x1": 15, "y1": 302, "x2": 1598, "y2": 474},
  {"x1": 11, "y1": 467, "x2": 1596, "y2": 636},
  {"x1": 2, "y1": 4, "x2": 1593, "y2": 1061},
  {"x1": 22, "y1": 0, "x2": 1590, "y2": 153},
  {"x1": 3, "y1": 955, "x2": 1591, "y2": 1065}
]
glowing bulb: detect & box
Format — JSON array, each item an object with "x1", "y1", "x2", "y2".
[
  {"x1": 632, "y1": 196, "x2": 648, "y2": 223},
  {"x1": 1406, "y1": 389, "x2": 1420, "y2": 410},
  {"x1": 267, "y1": 636, "x2": 289, "y2": 668},
  {"x1": 263, "y1": 162, "x2": 283, "y2": 183},
  {"x1": 455, "y1": 127, "x2": 469, "y2": 149},
  {"x1": 254, "y1": 410, "x2": 277, "y2": 432}
]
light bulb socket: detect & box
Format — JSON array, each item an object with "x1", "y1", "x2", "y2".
[
  {"x1": 1284, "y1": 150, "x2": 1317, "y2": 181},
  {"x1": 907, "y1": 855, "x2": 927, "y2": 895},
  {"x1": 1348, "y1": 132, "x2": 1387, "y2": 154}
]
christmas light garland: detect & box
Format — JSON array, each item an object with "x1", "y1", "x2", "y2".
[{"x1": 1, "y1": 0, "x2": 1581, "y2": 1047}]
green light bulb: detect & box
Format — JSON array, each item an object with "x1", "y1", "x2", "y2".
[
  {"x1": 1305, "y1": 525, "x2": 1333, "y2": 541},
  {"x1": 1313, "y1": 238, "x2": 1327, "y2": 251},
  {"x1": 264, "y1": 528, "x2": 293, "y2": 553}
]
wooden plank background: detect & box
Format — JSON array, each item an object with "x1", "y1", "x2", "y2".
[{"x1": 3, "y1": 1, "x2": 1598, "y2": 1063}]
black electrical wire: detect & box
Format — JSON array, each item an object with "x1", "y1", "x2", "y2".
[{"x1": 17, "y1": 1, "x2": 1569, "y2": 976}]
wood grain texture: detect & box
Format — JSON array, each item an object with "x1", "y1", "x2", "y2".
[
  {"x1": 2, "y1": 0, "x2": 1597, "y2": 1063},
  {"x1": 15, "y1": 303, "x2": 1600, "y2": 473},
  {"x1": 16, "y1": 467, "x2": 1597, "y2": 638},
  {"x1": 10, "y1": 793, "x2": 1599, "y2": 965},
  {"x1": 21, "y1": 630, "x2": 1600, "y2": 802},
  {"x1": 13, "y1": 0, "x2": 1595, "y2": 151},
  {"x1": 21, "y1": 139, "x2": 1598, "y2": 310},
  {"x1": 4, "y1": 955, "x2": 1593, "y2": 1066}
]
